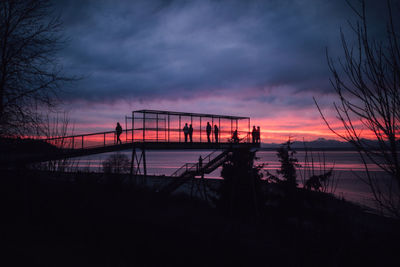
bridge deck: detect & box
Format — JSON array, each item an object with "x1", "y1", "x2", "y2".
[
  {"x1": 3, "y1": 107, "x2": 260, "y2": 165},
  {"x1": 3, "y1": 141, "x2": 259, "y2": 165}
]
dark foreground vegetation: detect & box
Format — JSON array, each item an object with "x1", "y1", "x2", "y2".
[{"x1": 1, "y1": 168, "x2": 399, "y2": 267}]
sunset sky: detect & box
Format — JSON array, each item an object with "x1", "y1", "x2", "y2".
[{"x1": 54, "y1": 0, "x2": 388, "y2": 143}]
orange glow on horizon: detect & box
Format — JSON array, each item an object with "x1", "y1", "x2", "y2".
[{"x1": 54, "y1": 100, "x2": 378, "y2": 145}]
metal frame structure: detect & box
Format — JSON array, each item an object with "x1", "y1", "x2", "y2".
[
  {"x1": 31, "y1": 109, "x2": 258, "y2": 187},
  {"x1": 126, "y1": 109, "x2": 251, "y2": 143},
  {"x1": 126, "y1": 110, "x2": 252, "y2": 184}
]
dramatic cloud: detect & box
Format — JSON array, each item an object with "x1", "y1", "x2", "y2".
[{"x1": 53, "y1": 0, "x2": 392, "y2": 141}]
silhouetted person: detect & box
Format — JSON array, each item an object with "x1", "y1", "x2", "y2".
[
  {"x1": 189, "y1": 124, "x2": 193, "y2": 143},
  {"x1": 198, "y1": 155, "x2": 203, "y2": 172},
  {"x1": 206, "y1": 122, "x2": 211, "y2": 143},
  {"x1": 256, "y1": 126, "x2": 261, "y2": 143},
  {"x1": 232, "y1": 129, "x2": 239, "y2": 143},
  {"x1": 214, "y1": 125, "x2": 219, "y2": 143},
  {"x1": 252, "y1": 125, "x2": 257, "y2": 143},
  {"x1": 115, "y1": 122, "x2": 122, "y2": 144},
  {"x1": 183, "y1": 123, "x2": 189, "y2": 143}
]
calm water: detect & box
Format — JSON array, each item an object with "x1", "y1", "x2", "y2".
[{"x1": 70, "y1": 150, "x2": 386, "y2": 210}]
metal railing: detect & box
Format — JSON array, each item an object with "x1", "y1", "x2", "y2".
[
  {"x1": 170, "y1": 149, "x2": 229, "y2": 178},
  {"x1": 42, "y1": 128, "x2": 255, "y2": 151},
  {"x1": 170, "y1": 162, "x2": 198, "y2": 177}
]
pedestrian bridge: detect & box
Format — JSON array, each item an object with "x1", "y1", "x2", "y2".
[
  {"x1": 3, "y1": 110, "x2": 260, "y2": 167},
  {"x1": 35, "y1": 110, "x2": 259, "y2": 160},
  {"x1": 3, "y1": 110, "x2": 261, "y2": 194}
]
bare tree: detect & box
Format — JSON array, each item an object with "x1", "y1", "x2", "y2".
[
  {"x1": 0, "y1": 0, "x2": 73, "y2": 137},
  {"x1": 315, "y1": 0, "x2": 400, "y2": 216},
  {"x1": 301, "y1": 147, "x2": 339, "y2": 194},
  {"x1": 39, "y1": 112, "x2": 77, "y2": 172},
  {"x1": 102, "y1": 153, "x2": 130, "y2": 174}
]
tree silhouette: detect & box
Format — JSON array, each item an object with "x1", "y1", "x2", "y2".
[
  {"x1": 102, "y1": 153, "x2": 130, "y2": 175},
  {"x1": 216, "y1": 148, "x2": 264, "y2": 218},
  {"x1": 315, "y1": 0, "x2": 400, "y2": 217},
  {"x1": 267, "y1": 139, "x2": 300, "y2": 189},
  {"x1": 0, "y1": 0, "x2": 74, "y2": 136}
]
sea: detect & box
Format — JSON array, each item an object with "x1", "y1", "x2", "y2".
[{"x1": 68, "y1": 150, "x2": 389, "y2": 212}]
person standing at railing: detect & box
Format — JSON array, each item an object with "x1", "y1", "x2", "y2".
[
  {"x1": 189, "y1": 124, "x2": 193, "y2": 143},
  {"x1": 256, "y1": 126, "x2": 261, "y2": 143},
  {"x1": 206, "y1": 122, "x2": 211, "y2": 143},
  {"x1": 252, "y1": 125, "x2": 257, "y2": 143},
  {"x1": 198, "y1": 155, "x2": 203, "y2": 172},
  {"x1": 183, "y1": 123, "x2": 189, "y2": 143},
  {"x1": 115, "y1": 122, "x2": 122, "y2": 144},
  {"x1": 232, "y1": 129, "x2": 239, "y2": 143},
  {"x1": 214, "y1": 125, "x2": 219, "y2": 143}
]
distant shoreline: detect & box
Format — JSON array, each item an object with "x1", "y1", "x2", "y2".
[{"x1": 258, "y1": 147, "x2": 358, "y2": 151}]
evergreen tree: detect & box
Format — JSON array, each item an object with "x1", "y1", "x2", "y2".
[
  {"x1": 216, "y1": 148, "x2": 264, "y2": 218},
  {"x1": 267, "y1": 139, "x2": 300, "y2": 188}
]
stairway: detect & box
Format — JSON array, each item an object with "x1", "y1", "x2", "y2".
[{"x1": 158, "y1": 149, "x2": 230, "y2": 194}]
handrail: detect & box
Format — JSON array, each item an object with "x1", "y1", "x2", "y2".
[
  {"x1": 42, "y1": 129, "x2": 133, "y2": 141},
  {"x1": 170, "y1": 162, "x2": 197, "y2": 177},
  {"x1": 170, "y1": 149, "x2": 228, "y2": 178},
  {"x1": 43, "y1": 129, "x2": 251, "y2": 142},
  {"x1": 41, "y1": 125, "x2": 255, "y2": 153}
]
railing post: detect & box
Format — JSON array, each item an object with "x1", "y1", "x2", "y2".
[
  {"x1": 200, "y1": 116, "x2": 202, "y2": 143},
  {"x1": 168, "y1": 114, "x2": 170, "y2": 142},
  {"x1": 156, "y1": 113, "x2": 158, "y2": 142},
  {"x1": 132, "y1": 112, "x2": 135, "y2": 143},
  {"x1": 212, "y1": 117, "x2": 214, "y2": 142},
  {"x1": 143, "y1": 112, "x2": 146, "y2": 142},
  {"x1": 219, "y1": 118, "x2": 221, "y2": 143},
  {"x1": 248, "y1": 118, "x2": 250, "y2": 143}
]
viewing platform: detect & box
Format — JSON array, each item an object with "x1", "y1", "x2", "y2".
[
  {"x1": 2, "y1": 110, "x2": 260, "y2": 165},
  {"x1": 40, "y1": 110, "x2": 259, "y2": 158}
]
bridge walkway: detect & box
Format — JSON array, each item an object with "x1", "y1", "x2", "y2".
[{"x1": 4, "y1": 126, "x2": 258, "y2": 164}]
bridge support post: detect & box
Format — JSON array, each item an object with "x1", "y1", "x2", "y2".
[
  {"x1": 130, "y1": 146, "x2": 137, "y2": 185},
  {"x1": 130, "y1": 144, "x2": 147, "y2": 185},
  {"x1": 142, "y1": 146, "x2": 147, "y2": 184}
]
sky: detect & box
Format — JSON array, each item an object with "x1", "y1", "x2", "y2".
[{"x1": 53, "y1": 0, "x2": 391, "y2": 143}]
